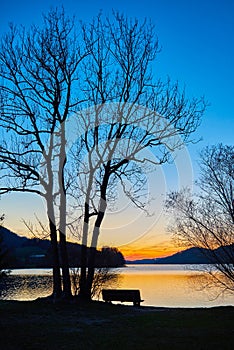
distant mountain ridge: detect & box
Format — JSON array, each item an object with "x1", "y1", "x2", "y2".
[
  {"x1": 0, "y1": 226, "x2": 125, "y2": 268},
  {"x1": 1, "y1": 226, "x2": 233, "y2": 266},
  {"x1": 127, "y1": 245, "x2": 234, "y2": 264},
  {"x1": 0, "y1": 226, "x2": 29, "y2": 249}
]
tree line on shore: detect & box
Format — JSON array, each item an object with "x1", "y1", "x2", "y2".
[{"x1": 0, "y1": 226, "x2": 125, "y2": 269}]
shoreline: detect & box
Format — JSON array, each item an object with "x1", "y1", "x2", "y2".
[{"x1": 1, "y1": 297, "x2": 234, "y2": 309}]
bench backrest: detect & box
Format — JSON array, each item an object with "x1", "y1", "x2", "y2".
[{"x1": 102, "y1": 289, "x2": 141, "y2": 302}]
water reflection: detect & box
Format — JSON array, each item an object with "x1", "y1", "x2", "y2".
[
  {"x1": 118, "y1": 265, "x2": 234, "y2": 307},
  {"x1": 0, "y1": 275, "x2": 52, "y2": 300},
  {"x1": 1, "y1": 265, "x2": 234, "y2": 307}
]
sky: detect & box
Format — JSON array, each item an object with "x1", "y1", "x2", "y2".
[{"x1": 0, "y1": 0, "x2": 234, "y2": 260}]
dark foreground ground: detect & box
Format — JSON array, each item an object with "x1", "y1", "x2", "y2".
[{"x1": 0, "y1": 300, "x2": 234, "y2": 350}]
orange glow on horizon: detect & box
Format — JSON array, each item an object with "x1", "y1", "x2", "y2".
[
  {"x1": 119, "y1": 244, "x2": 182, "y2": 261},
  {"x1": 5, "y1": 220, "x2": 184, "y2": 262}
]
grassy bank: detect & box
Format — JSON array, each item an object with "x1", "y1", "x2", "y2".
[{"x1": 0, "y1": 300, "x2": 234, "y2": 349}]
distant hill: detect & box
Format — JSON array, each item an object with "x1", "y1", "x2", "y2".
[
  {"x1": 0, "y1": 227, "x2": 125, "y2": 268},
  {"x1": 154, "y1": 247, "x2": 210, "y2": 264},
  {"x1": 0, "y1": 226, "x2": 29, "y2": 249},
  {"x1": 2, "y1": 226, "x2": 233, "y2": 267},
  {"x1": 127, "y1": 245, "x2": 234, "y2": 264}
]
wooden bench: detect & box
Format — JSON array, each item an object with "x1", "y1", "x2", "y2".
[{"x1": 102, "y1": 289, "x2": 144, "y2": 306}]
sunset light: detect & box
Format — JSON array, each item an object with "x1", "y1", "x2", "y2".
[{"x1": 0, "y1": 2, "x2": 233, "y2": 348}]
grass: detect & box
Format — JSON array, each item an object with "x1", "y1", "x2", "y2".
[{"x1": 0, "y1": 299, "x2": 234, "y2": 349}]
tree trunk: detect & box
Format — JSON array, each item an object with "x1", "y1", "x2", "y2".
[
  {"x1": 58, "y1": 122, "x2": 72, "y2": 298},
  {"x1": 86, "y1": 208, "x2": 106, "y2": 299},
  {"x1": 59, "y1": 230, "x2": 72, "y2": 298},
  {"x1": 48, "y1": 217, "x2": 62, "y2": 298},
  {"x1": 58, "y1": 184, "x2": 72, "y2": 298},
  {"x1": 86, "y1": 247, "x2": 97, "y2": 300},
  {"x1": 79, "y1": 244, "x2": 88, "y2": 299},
  {"x1": 79, "y1": 191, "x2": 92, "y2": 300},
  {"x1": 86, "y1": 166, "x2": 108, "y2": 299}
]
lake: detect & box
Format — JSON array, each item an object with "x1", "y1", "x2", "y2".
[{"x1": 1, "y1": 265, "x2": 234, "y2": 307}]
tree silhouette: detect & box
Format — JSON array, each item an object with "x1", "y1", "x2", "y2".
[
  {"x1": 0, "y1": 9, "x2": 206, "y2": 301},
  {"x1": 68, "y1": 12, "x2": 206, "y2": 300},
  {"x1": 167, "y1": 144, "x2": 234, "y2": 294},
  {"x1": 0, "y1": 8, "x2": 86, "y2": 298}
]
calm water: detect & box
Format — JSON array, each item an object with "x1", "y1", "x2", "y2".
[{"x1": 1, "y1": 265, "x2": 234, "y2": 307}]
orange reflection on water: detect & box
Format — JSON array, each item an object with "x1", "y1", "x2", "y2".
[
  {"x1": 117, "y1": 266, "x2": 234, "y2": 307},
  {"x1": 119, "y1": 273, "x2": 195, "y2": 307}
]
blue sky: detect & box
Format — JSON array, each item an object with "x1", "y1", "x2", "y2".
[
  {"x1": 1, "y1": 0, "x2": 233, "y2": 151},
  {"x1": 1, "y1": 0, "x2": 234, "y2": 258}
]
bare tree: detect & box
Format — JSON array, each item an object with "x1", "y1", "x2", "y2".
[
  {"x1": 166, "y1": 144, "x2": 234, "y2": 294},
  {"x1": 67, "y1": 12, "x2": 206, "y2": 300},
  {"x1": 71, "y1": 267, "x2": 119, "y2": 299},
  {"x1": 0, "y1": 9, "x2": 206, "y2": 302},
  {"x1": 0, "y1": 8, "x2": 86, "y2": 298}
]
